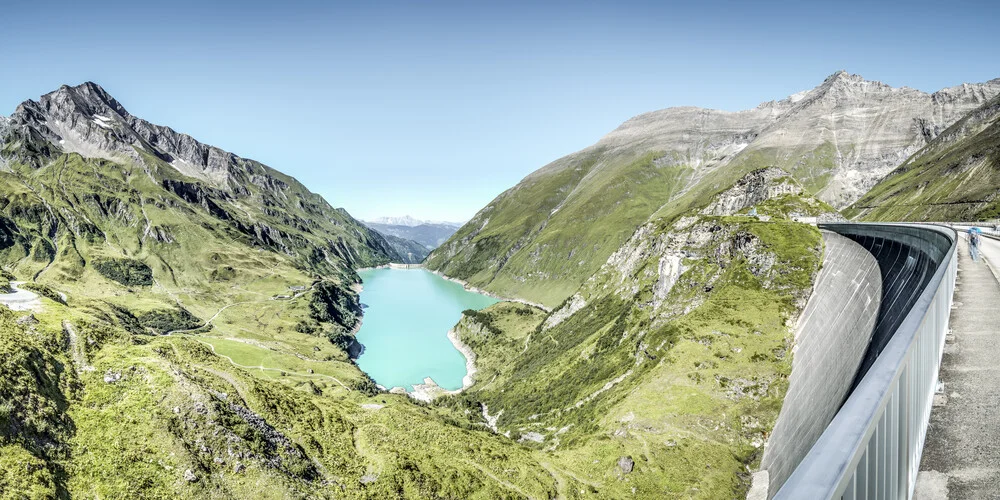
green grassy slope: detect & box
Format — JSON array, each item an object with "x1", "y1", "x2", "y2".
[
  {"x1": 439, "y1": 175, "x2": 832, "y2": 498},
  {"x1": 0, "y1": 89, "x2": 564, "y2": 497},
  {"x1": 846, "y1": 95, "x2": 1000, "y2": 221},
  {"x1": 427, "y1": 149, "x2": 696, "y2": 306},
  {"x1": 427, "y1": 139, "x2": 841, "y2": 309}
]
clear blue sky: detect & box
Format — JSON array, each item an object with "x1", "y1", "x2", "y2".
[{"x1": 2, "y1": 0, "x2": 998, "y2": 222}]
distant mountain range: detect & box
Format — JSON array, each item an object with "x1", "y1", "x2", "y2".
[
  {"x1": 365, "y1": 215, "x2": 463, "y2": 228},
  {"x1": 363, "y1": 217, "x2": 463, "y2": 253}
]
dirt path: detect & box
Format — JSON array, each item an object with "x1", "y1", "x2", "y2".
[
  {"x1": 462, "y1": 459, "x2": 534, "y2": 499},
  {"x1": 164, "y1": 284, "x2": 314, "y2": 335},
  {"x1": 63, "y1": 320, "x2": 94, "y2": 373}
]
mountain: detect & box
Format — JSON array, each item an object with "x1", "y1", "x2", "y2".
[
  {"x1": 364, "y1": 220, "x2": 461, "y2": 250},
  {"x1": 444, "y1": 169, "x2": 838, "y2": 496},
  {"x1": 846, "y1": 94, "x2": 1000, "y2": 221},
  {"x1": 3, "y1": 82, "x2": 402, "y2": 274},
  {"x1": 426, "y1": 71, "x2": 1000, "y2": 307},
  {"x1": 366, "y1": 215, "x2": 462, "y2": 228},
  {"x1": 0, "y1": 83, "x2": 561, "y2": 498},
  {"x1": 375, "y1": 231, "x2": 431, "y2": 263}
]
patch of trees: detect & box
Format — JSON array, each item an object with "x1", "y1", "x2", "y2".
[
  {"x1": 137, "y1": 306, "x2": 204, "y2": 334},
  {"x1": 308, "y1": 281, "x2": 361, "y2": 330},
  {"x1": 93, "y1": 257, "x2": 153, "y2": 286},
  {"x1": 350, "y1": 374, "x2": 382, "y2": 396}
]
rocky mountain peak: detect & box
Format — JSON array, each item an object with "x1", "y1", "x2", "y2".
[
  {"x1": 803, "y1": 71, "x2": 900, "y2": 104},
  {"x1": 7, "y1": 82, "x2": 248, "y2": 187}
]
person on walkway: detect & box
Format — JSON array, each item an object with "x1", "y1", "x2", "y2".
[{"x1": 969, "y1": 227, "x2": 982, "y2": 262}]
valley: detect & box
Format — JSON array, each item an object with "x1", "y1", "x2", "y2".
[{"x1": 0, "y1": 70, "x2": 998, "y2": 499}]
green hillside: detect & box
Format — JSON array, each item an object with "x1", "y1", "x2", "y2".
[
  {"x1": 439, "y1": 171, "x2": 832, "y2": 497},
  {"x1": 846, "y1": 95, "x2": 1000, "y2": 221},
  {"x1": 0, "y1": 84, "x2": 561, "y2": 498}
]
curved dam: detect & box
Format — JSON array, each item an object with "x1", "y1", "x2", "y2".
[
  {"x1": 761, "y1": 224, "x2": 957, "y2": 497},
  {"x1": 761, "y1": 230, "x2": 883, "y2": 492}
]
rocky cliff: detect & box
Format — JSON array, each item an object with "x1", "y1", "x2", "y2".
[
  {"x1": 446, "y1": 169, "x2": 831, "y2": 497},
  {"x1": 846, "y1": 93, "x2": 1000, "y2": 221}
]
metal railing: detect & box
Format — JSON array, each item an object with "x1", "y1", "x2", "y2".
[{"x1": 774, "y1": 224, "x2": 957, "y2": 499}]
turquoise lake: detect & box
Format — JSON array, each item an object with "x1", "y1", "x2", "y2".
[{"x1": 355, "y1": 268, "x2": 498, "y2": 391}]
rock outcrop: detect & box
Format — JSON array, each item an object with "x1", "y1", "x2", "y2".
[
  {"x1": 701, "y1": 167, "x2": 800, "y2": 216},
  {"x1": 847, "y1": 93, "x2": 1000, "y2": 221}
]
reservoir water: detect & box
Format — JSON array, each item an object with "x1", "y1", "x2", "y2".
[{"x1": 355, "y1": 268, "x2": 498, "y2": 391}]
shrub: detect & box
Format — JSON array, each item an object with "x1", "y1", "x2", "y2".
[
  {"x1": 137, "y1": 307, "x2": 203, "y2": 334},
  {"x1": 309, "y1": 281, "x2": 361, "y2": 330},
  {"x1": 210, "y1": 266, "x2": 237, "y2": 281},
  {"x1": 92, "y1": 257, "x2": 153, "y2": 286},
  {"x1": 351, "y1": 374, "x2": 382, "y2": 396},
  {"x1": 19, "y1": 283, "x2": 66, "y2": 305}
]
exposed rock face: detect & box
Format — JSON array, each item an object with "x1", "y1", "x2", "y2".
[
  {"x1": 543, "y1": 168, "x2": 830, "y2": 329},
  {"x1": 11, "y1": 82, "x2": 239, "y2": 186},
  {"x1": 618, "y1": 456, "x2": 634, "y2": 474},
  {"x1": 0, "y1": 115, "x2": 11, "y2": 168},
  {"x1": 541, "y1": 293, "x2": 586, "y2": 330},
  {"x1": 701, "y1": 167, "x2": 800, "y2": 216},
  {"x1": 745, "y1": 72, "x2": 1000, "y2": 207},
  {"x1": 848, "y1": 94, "x2": 1000, "y2": 221}
]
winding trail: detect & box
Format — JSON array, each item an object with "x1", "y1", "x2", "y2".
[
  {"x1": 63, "y1": 320, "x2": 94, "y2": 373},
  {"x1": 164, "y1": 285, "x2": 314, "y2": 335},
  {"x1": 540, "y1": 461, "x2": 604, "y2": 493},
  {"x1": 461, "y1": 459, "x2": 533, "y2": 499}
]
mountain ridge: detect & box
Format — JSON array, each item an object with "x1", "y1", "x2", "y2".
[
  {"x1": 427, "y1": 71, "x2": 1000, "y2": 307},
  {"x1": 364, "y1": 215, "x2": 462, "y2": 227},
  {"x1": 3, "y1": 82, "x2": 403, "y2": 273}
]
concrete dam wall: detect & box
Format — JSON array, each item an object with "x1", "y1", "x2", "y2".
[
  {"x1": 762, "y1": 224, "x2": 956, "y2": 496},
  {"x1": 761, "y1": 230, "x2": 883, "y2": 492}
]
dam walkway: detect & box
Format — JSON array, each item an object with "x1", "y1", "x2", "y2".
[{"x1": 916, "y1": 234, "x2": 1000, "y2": 499}]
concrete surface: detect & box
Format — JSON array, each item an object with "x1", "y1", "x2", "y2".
[
  {"x1": 0, "y1": 281, "x2": 42, "y2": 311},
  {"x1": 916, "y1": 235, "x2": 1000, "y2": 499},
  {"x1": 761, "y1": 231, "x2": 883, "y2": 494}
]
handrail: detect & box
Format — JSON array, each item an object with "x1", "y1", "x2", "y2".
[{"x1": 774, "y1": 224, "x2": 957, "y2": 499}]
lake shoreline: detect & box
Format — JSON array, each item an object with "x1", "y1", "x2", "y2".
[
  {"x1": 406, "y1": 328, "x2": 477, "y2": 402},
  {"x1": 356, "y1": 263, "x2": 552, "y2": 313},
  {"x1": 353, "y1": 265, "x2": 495, "y2": 401},
  {"x1": 425, "y1": 269, "x2": 552, "y2": 313}
]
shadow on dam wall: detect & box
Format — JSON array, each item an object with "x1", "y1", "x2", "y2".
[{"x1": 761, "y1": 224, "x2": 953, "y2": 496}]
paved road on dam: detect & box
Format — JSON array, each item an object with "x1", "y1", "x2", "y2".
[{"x1": 916, "y1": 233, "x2": 1000, "y2": 499}]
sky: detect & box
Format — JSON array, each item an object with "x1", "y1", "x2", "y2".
[{"x1": 2, "y1": 0, "x2": 998, "y2": 222}]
